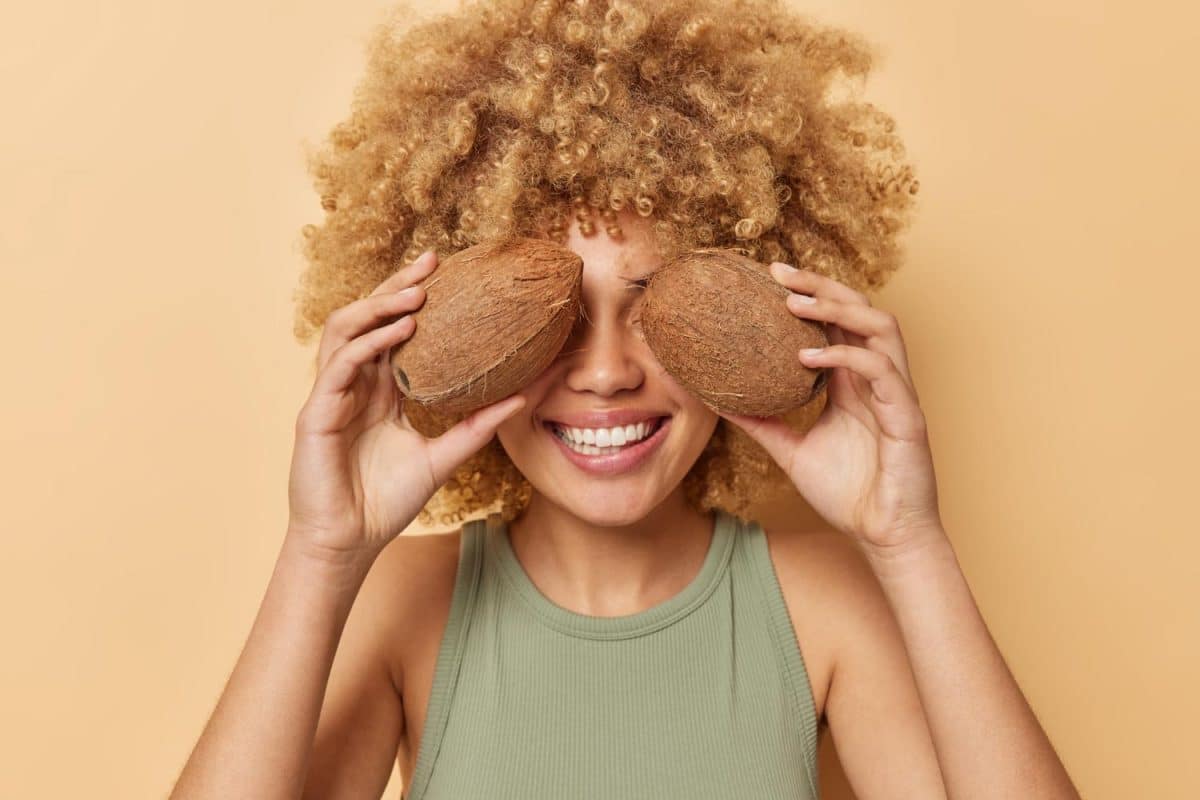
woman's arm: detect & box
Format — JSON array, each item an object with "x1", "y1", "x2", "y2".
[
  {"x1": 720, "y1": 263, "x2": 1082, "y2": 798},
  {"x1": 861, "y1": 526, "x2": 1081, "y2": 800},
  {"x1": 168, "y1": 530, "x2": 382, "y2": 800}
]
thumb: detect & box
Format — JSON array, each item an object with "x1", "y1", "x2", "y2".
[
  {"x1": 718, "y1": 409, "x2": 798, "y2": 469},
  {"x1": 426, "y1": 393, "x2": 527, "y2": 484}
]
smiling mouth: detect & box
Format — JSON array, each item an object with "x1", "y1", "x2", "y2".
[{"x1": 542, "y1": 416, "x2": 668, "y2": 454}]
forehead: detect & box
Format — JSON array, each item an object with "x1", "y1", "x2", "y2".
[
  {"x1": 562, "y1": 209, "x2": 663, "y2": 279},
  {"x1": 614, "y1": 248, "x2": 660, "y2": 280}
]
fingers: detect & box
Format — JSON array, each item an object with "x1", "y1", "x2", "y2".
[
  {"x1": 317, "y1": 283, "x2": 427, "y2": 373},
  {"x1": 798, "y1": 345, "x2": 926, "y2": 439},
  {"x1": 425, "y1": 394, "x2": 527, "y2": 485},
  {"x1": 769, "y1": 262, "x2": 915, "y2": 394},
  {"x1": 768, "y1": 262, "x2": 870, "y2": 306},
  {"x1": 368, "y1": 249, "x2": 439, "y2": 297},
  {"x1": 314, "y1": 313, "x2": 416, "y2": 398},
  {"x1": 716, "y1": 409, "x2": 803, "y2": 474},
  {"x1": 316, "y1": 250, "x2": 438, "y2": 372}
]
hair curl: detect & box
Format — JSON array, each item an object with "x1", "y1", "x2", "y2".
[{"x1": 292, "y1": 0, "x2": 920, "y2": 529}]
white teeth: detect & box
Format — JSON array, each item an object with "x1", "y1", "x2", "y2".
[{"x1": 551, "y1": 419, "x2": 661, "y2": 454}]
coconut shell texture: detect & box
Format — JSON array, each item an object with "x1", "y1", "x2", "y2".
[
  {"x1": 390, "y1": 237, "x2": 583, "y2": 424},
  {"x1": 640, "y1": 248, "x2": 831, "y2": 418}
]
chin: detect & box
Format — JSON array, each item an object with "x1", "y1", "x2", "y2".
[{"x1": 548, "y1": 493, "x2": 664, "y2": 528}]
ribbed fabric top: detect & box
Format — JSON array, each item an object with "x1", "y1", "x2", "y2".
[{"x1": 402, "y1": 507, "x2": 820, "y2": 799}]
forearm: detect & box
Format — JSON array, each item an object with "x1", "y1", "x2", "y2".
[
  {"x1": 863, "y1": 529, "x2": 1080, "y2": 800},
  {"x1": 169, "y1": 531, "x2": 373, "y2": 800}
]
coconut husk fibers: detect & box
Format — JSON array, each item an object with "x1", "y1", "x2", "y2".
[
  {"x1": 640, "y1": 248, "x2": 831, "y2": 418},
  {"x1": 390, "y1": 237, "x2": 583, "y2": 432}
]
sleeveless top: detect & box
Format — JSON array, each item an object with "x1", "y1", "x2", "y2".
[{"x1": 402, "y1": 507, "x2": 821, "y2": 800}]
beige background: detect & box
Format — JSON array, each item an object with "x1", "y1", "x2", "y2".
[{"x1": 2, "y1": 0, "x2": 1196, "y2": 797}]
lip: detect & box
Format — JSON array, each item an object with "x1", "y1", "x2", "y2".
[{"x1": 544, "y1": 416, "x2": 671, "y2": 476}]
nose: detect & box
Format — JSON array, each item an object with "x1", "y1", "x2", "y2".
[{"x1": 559, "y1": 310, "x2": 645, "y2": 397}]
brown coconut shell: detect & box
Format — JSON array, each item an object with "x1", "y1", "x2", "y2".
[
  {"x1": 390, "y1": 237, "x2": 583, "y2": 425},
  {"x1": 640, "y1": 248, "x2": 831, "y2": 417},
  {"x1": 401, "y1": 395, "x2": 469, "y2": 440}
]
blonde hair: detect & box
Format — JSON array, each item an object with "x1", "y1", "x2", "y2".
[{"x1": 292, "y1": 0, "x2": 920, "y2": 528}]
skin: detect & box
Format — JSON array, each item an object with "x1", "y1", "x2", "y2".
[{"x1": 494, "y1": 207, "x2": 722, "y2": 616}]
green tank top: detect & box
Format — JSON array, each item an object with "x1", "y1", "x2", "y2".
[{"x1": 402, "y1": 507, "x2": 820, "y2": 799}]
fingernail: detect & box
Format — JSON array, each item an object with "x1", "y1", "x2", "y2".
[
  {"x1": 790, "y1": 293, "x2": 817, "y2": 305},
  {"x1": 772, "y1": 262, "x2": 798, "y2": 275},
  {"x1": 801, "y1": 348, "x2": 824, "y2": 357}
]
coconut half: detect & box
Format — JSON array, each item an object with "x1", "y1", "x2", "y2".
[
  {"x1": 640, "y1": 248, "x2": 830, "y2": 417},
  {"x1": 390, "y1": 237, "x2": 583, "y2": 433}
]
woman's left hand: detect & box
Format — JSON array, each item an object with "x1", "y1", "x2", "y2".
[{"x1": 716, "y1": 262, "x2": 944, "y2": 557}]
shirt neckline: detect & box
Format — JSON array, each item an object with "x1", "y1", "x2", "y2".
[{"x1": 484, "y1": 507, "x2": 737, "y2": 640}]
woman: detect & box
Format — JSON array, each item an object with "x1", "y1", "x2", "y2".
[{"x1": 170, "y1": 1, "x2": 1080, "y2": 797}]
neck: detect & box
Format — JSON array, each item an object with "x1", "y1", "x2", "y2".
[{"x1": 506, "y1": 489, "x2": 716, "y2": 618}]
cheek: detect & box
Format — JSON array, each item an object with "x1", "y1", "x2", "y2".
[
  {"x1": 493, "y1": 415, "x2": 522, "y2": 449},
  {"x1": 494, "y1": 415, "x2": 546, "y2": 474},
  {"x1": 630, "y1": 303, "x2": 651, "y2": 342},
  {"x1": 647, "y1": 362, "x2": 717, "y2": 420},
  {"x1": 520, "y1": 355, "x2": 567, "y2": 401},
  {"x1": 646, "y1": 358, "x2": 689, "y2": 407},
  {"x1": 495, "y1": 401, "x2": 543, "y2": 447}
]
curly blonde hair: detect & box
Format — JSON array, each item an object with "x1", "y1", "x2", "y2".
[{"x1": 292, "y1": 0, "x2": 920, "y2": 529}]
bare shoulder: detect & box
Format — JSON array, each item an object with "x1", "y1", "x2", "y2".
[
  {"x1": 761, "y1": 524, "x2": 947, "y2": 795},
  {"x1": 368, "y1": 527, "x2": 464, "y2": 692},
  {"x1": 758, "y1": 522, "x2": 893, "y2": 720},
  {"x1": 762, "y1": 524, "x2": 885, "y2": 609}
]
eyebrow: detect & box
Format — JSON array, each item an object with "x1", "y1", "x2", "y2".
[
  {"x1": 615, "y1": 252, "x2": 658, "y2": 284},
  {"x1": 618, "y1": 272, "x2": 654, "y2": 307}
]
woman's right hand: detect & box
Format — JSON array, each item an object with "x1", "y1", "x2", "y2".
[{"x1": 285, "y1": 249, "x2": 526, "y2": 567}]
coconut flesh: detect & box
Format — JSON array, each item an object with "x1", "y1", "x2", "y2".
[
  {"x1": 639, "y1": 248, "x2": 831, "y2": 418},
  {"x1": 391, "y1": 237, "x2": 583, "y2": 437}
]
